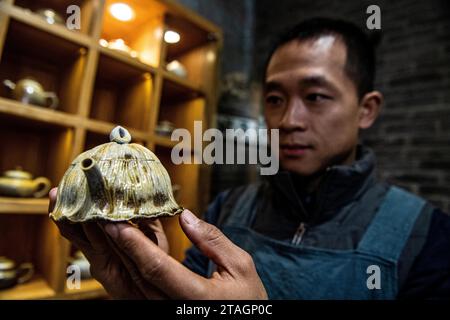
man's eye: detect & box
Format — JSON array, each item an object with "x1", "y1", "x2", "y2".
[
  {"x1": 265, "y1": 96, "x2": 283, "y2": 105},
  {"x1": 306, "y1": 93, "x2": 331, "y2": 102}
]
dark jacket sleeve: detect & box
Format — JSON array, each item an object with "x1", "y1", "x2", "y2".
[
  {"x1": 182, "y1": 190, "x2": 230, "y2": 277},
  {"x1": 399, "y1": 209, "x2": 450, "y2": 299}
]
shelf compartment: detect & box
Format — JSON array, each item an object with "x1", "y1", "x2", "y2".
[
  {"x1": 164, "y1": 13, "x2": 216, "y2": 60},
  {"x1": 11, "y1": 0, "x2": 97, "y2": 36},
  {"x1": 89, "y1": 53, "x2": 153, "y2": 131},
  {"x1": 162, "y1": 69, "x2": 204, "y2": 94},
  {"x1": 0, "y1": 197, "x2": 49, "y2": 214},
  {"x1": 164, "y1": 14, "x2": 219, "y2": 90},
  {"x1": 99, "y1": 46, "x2": 157, "y2": 74},
  {"x1": 0, "y1": 274, "x2": 55, "y2": 300},
  {"x1": 61, "y1": 245, "x2": 107, "y2": 299},
  {"x1": 158, "y1": 80, "x2": 205, "y2": 148},
  {"x1": 61, "y1": 278, "x2": 107, "y2": 300},
  {"x1": 100, "y1": 0, "x2": 166, "y2": 67},
  {"x1": 0, "y1": 2, "x2": 92, "y2": 46},
  {"x1": 0, "y1": 119, "x2": 75, "y2": 189},
  {"x1": 0, "y1": 97, "x2": 79, "y2": 128},
  {"x1": 154, "y1": 145, "x2": 200, "y2": 261},
  {"x1": 160, "y1": 77, "x2": 203, "y2": 106},
  {"x1": 0, "y1": 19, "x2": 88, "y2": 114},
  {"x1": 0, "y1": 214, "x2": 64, "y2": 296}
]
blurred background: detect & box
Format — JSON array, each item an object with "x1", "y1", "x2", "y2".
[
  {"x1": 0, "y1": 0, "x2": 448, "y2": 300},
  {"x1": 180, "y1": 0, "x2": 450, "y2": 212}
]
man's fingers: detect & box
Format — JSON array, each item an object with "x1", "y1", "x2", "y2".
[
  {"x1": 82, "y1": 222, "x2": 111, "y2": 253},
  {"x1": 54, "y1": 221, "x2": 91, "y2": 250},
  {"x1": 179, "y1": 210, "x2": 253, "y2": 276},
  {"x1": 98, "y1": 224, "x2": 168, "y2": 300},
  {"x1": 105, "y1": 222, "x2": 207, "y2": 299},
  {"x1": 137, "y1": 219, "x2": 169, "y2": 253}
]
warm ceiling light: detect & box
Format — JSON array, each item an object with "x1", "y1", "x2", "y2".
[
  {"x1": 164, "y1": 30, "x2": 180, "y2": 44},
  {"x1": 109, "y1": 3, "x2": 135, "y2": 21}
]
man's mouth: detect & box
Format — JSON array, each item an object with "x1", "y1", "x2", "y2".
[{"x1": 280, "y1": 144, "x2": 313, "y2": 157}]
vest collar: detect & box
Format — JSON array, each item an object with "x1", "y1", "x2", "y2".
[{"x1": 266, "y1": 145, "x2": 377, "y2": 224}]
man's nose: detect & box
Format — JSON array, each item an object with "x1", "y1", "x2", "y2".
[{"x1": 279, "y1": 99, "x2": 307, "y2": 132}]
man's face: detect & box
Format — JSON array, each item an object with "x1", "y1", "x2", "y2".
[{"x1": 264, "y1": 35, "x2": 363, "y2": 176}]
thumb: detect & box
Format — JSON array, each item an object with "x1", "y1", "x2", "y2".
[
  {"x1": 48, "y1": 187, "x2": 58, "y2": 213},
  {"x1": 179, "y1": 209, "x2": 247, "y2": 272}
]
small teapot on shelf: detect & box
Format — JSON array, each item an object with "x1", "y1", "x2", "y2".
[
  {"x1": 35, "y1": 8, "x2": 64, "y2": 26},
  {"x1": 3, "y1": 78, "x2": 59, "y2": 109},
  {"x1": 0, "y1": 167, "x2": 51, "y2": 198},
  {"x1": 0, "y1": 256, "x2": 34, "y2": 290}
]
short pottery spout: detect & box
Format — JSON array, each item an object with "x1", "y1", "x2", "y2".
[{"x1": 80, "y1": 157, "x2": 111, "y2": 209}]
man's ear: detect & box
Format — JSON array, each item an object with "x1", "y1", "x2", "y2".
[{"x1": 358, "y1": 91, "x2": 383, "y2": 129}]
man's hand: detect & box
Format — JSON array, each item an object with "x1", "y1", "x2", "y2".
[
  {"x1": 103, "y1": 209, "x2": 268, "y2": 299},
  {"x1": 49, "y1": 188, "x2": 169, "y2": 299},
  {"x1": 49, "y1": 188, "x2": 267, "y2": 299}
]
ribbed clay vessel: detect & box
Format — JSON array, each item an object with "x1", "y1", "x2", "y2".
[{"x1": 50, "y1": 126, "x2": 183, "y2": 222}]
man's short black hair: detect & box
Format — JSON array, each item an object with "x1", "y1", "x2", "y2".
[{"x1": 265, "y1": 17, "x2": 376, "y2": 100}]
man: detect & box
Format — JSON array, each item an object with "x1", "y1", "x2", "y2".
[{"x1": 50, "y1": 18, "x2": 450, "y2": 299}]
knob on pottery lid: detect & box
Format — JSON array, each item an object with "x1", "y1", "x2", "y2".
[
  {"x1": 49, "y1": 126, "x2": 183, "y2": 222},
  {"x1": 0, "y1": 256, "x2": 15, "y2": 271},
  {"x1": 109, "y1": 126, "x2": 131, "y2": 144}
]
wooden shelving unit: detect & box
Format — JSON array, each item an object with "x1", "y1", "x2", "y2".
[{"x1": 0, "y1": 0, "x2": 222, "y2": 299}]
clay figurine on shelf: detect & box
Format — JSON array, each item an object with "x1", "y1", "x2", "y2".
[
  {"x1": 3, "y1": 78, "x2": 59, "y2": 109},
  {"x1": 0, "y1": 167, "x2": 51, "y2": 198},
  {"x1": 0, "y1": 256, "x2": 34, "y2": 290},
  {"x1": 99, "y1": 38, "x2": 139, "y2": 59},
  {"x1": 155, "y1": 120, "x2": 176, "y2": 136},
  {"x1": 166, "y1": 60, "x2": 187, "y2": 78},
  {"x1": 50, "y1": 126, "x2": 183, "y2": 222},
  {"x1": 35, "y1": 8, "x2": 64, "y2": 25}
]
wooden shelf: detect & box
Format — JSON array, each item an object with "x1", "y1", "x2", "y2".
[
  {"x1": 0, "y1": 0, "x2": 222, "y2": 300},
  {"x1": 60, "y1": 279, "x2": 108, "y2": 300},
  {"x1": 0, "y1": 276, "x2": 107, "y2": 300},
  {"x1": 153, "y1": 134, "x2": 178, "y2": 148},
  {"x1": 0, "y1": 97, "x2": 78, "y2": 128},
  {"x1": 162, "y1": 69, "x2": 204, "y2": 96},
  {"x1": 0, "y1": 3, "x2": 92, "y2": 47},
  {"x1": 0, "y1": 197, "x2": 49, "y2": 214},
  {"x1": 98, "y1": 46, "x2": 158, "y2": 75},
  {"x1": 0, "y1": 275, "x2": 55, "y2": 300}
]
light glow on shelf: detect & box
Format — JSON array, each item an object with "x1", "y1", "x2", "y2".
[
  {"x1": 164, "y1": 30, "x2": 180, "y2": 44},
  {"x1": 109, "y1": 3, "x2": 135, "y2": 22}
]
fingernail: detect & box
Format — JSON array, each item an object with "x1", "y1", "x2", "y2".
[
  {"x1": 105, "y1": 224, "x2": 118, "y2": 239},
  {"x1": 182, "y1": 210, "x2": 198, "y2": 225}
]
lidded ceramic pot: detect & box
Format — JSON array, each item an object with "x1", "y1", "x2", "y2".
[
  {"x1": 0, "y1": 167, "x2": 51, "y2": 198},
  {"x1": 0, "y1": 257, "x2": 34, "y2": 290},
  {"x1": 50, "y1": 126, "x2": 183, "y2": 222}
]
